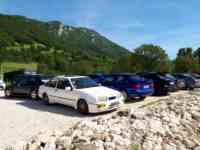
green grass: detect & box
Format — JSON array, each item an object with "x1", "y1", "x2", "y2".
[
  {"x1": 0, "y1": 62, "x2": 37, "y2": 79},
  {"x1": 132, "y1": 144, "x2": 140, "y2": 150}
]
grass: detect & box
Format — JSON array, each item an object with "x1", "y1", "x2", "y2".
[
  {"x1": 0, "y1": 62, "x2": 37, "y2": 79},
  {"x1": 132, "y1": 144, "x2": 140, "y2": 150}
]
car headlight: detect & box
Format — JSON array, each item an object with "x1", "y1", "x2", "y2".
[
  {"x1": 98, "y1": 96, "x2": 107, "y2": 101},
  {"x1": 117, "y1": 93, "x2": 122, "y2": 98}
]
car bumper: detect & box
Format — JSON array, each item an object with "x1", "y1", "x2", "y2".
[
  {"x1": 127, "y1": 89, "x2": 154, "y2": 98},
  {"x1": 88, "y1": 97, "x2": 124, "y2": 113},
  {"x1": 167, "y1": 86, "x2": 177, "y2": 92},
  {"x1": 194, "y1": 82, "x2": 200, "y2": 88}
]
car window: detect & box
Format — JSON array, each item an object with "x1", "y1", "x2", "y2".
[
  {"x1": 57, "y1": 80, "x2": 65, "y2": 89},
  {"x1": 64, "y1": 80, "x2": 71, "y2": 87},
  {"x1": 103, "y1": 76, "x2": 114, "y2": 83},
  {"x1": 71, "y1": 77, "x2": 99, "y2": 89},
  {"x1": 28, "y1": 77, "x2": 42, "y2": 85},
  {"x1": 129, "y1": 75, "x2": 141, "y2": 80},
  {"x1": 116, "y1": 76, "x2": 125, "y2": 82},
  {"x1": 18, "y1": 78, "x2": 29, "y2": 86},
  {"x1": 46, "y1": 80, "x2": 57, "y2": 88}
]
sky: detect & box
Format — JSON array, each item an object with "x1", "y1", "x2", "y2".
[{"x1": 0, "y1": 0, "x2": 200, "y2": 58}]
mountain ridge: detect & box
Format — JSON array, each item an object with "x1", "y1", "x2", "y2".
[{"x1": 0, "y1": 13, "x2": 130, "y2": 74}]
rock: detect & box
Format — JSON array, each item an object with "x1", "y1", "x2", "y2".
[
  {"x1": 72, "y1": 143, "x2": 97, "y2": 150},
  {"x1": 55, "y1": 136, "x2": 72, "y2": 148},
  {"x1": 104, "y1": 142, "x2": 115, "y2": 150},
  {"x1": 8, "y1": 94, "x2": 200, "y2": 150},
  {"x1": 117, "y1": 109, "x2": 129, "y2": 117},
  {"x1": 29, "y1": 143, "x2": 41, "y2": 150},
  {"x1": 183, "y1": 139, "x2": 196, "y2": 149},
  {"x1": 44, "y1": 139, "x2": 56, "y2": 150},
  {"x1": 13, "y1": 141, "x2": 28, "y2": 150},
  {"x1": 191, "y1": 111, "x2": 200, "y2": 121},
  {"x1": 129, "y1": 109, "x2": 148, "y2": 119}
]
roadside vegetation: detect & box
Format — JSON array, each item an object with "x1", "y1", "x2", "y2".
[{"x1": 1, "y1": 14, "x2": 200, "y2": 76}]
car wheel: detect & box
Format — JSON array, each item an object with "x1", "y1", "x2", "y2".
[
  {"x1": 121, "y1": 91, "x2": 128, "y2": 101},
  {"x1": 77, "y1": 100, "x2": 89, "y2": 114},
  {"x1": 189, "y1": 87, "x2": 194, "y2": 91},
  {"x1": 139, "y1": 96, "x2": 146, "y2": 100},
  {"x1": 43, "y1": 94, "x2": 50, "y2": 105},
  {"x1": 5, "y1": 89, "x2": 12, "y2": 97},
  {"x1": 30, "y1": 90, "x2": 38, "y2": 100}
]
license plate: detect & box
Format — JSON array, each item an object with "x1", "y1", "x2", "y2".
[{"x1": 144, "y1": 85, "x2": 149, "y2": 89}]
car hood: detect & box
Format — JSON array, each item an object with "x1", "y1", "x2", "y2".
[{"x1": 78, "y1": 86, "x2": 120, "y2": 97}]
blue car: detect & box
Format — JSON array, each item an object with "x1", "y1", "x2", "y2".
[
  {"x1": 99, "y1": 74, "x2": 154, "y2": 101},
  {"x1": 87, "y1": 74, "x2": 105, "y2": 83}
]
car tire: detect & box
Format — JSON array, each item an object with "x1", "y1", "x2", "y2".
[
  {"x1": 139, "y1": 96, "x2": 146, "y2": 100},
  {"x1": 77, "y1": 99, "x2": 89, "y2": 114},
  {"x1": 43, "y1": 94, "x2": 50, "y2": 105},
  {"x1": 5, "y1": 89, "x2": 12, "y2": 97},
  {"x1": 30, "y1": 90, "x2": 38, "y2": 100},
  {"x1": 121, "y1": 91, "x2": 128, "y2": 101}
]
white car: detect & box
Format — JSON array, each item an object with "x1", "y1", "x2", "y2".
[
  {"x1": 38, "y1": 76, "x2": 124, "y2": 114},
  {"x1": 0, "y1": 80, "x2": 6, "y2": 90}
]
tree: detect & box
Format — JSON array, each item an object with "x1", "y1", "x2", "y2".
[
  {"x1": 175, "y1": 48, "x2": 199, "y2": 73},
  {"x1": 132, "y1": 44, "x2": 172, "y2": 72},
  {"x1": 194, "y1": 47, "x2": 200, "y2": 64}
]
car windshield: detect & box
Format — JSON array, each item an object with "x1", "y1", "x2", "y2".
[
  {"x1": 165, "y1": 74, "x2": 176, "y2": 80},
  {"x1": 129, "y1": 75, "x2": 142, "y2": 80},
  {"x1": 71, "y1": 77, "x2": 99, "y2": 89}
]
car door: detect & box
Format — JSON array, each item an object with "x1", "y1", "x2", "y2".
[
  {"x1": 115, "y1": 76, "x2": 127, "y2": 91},
  {"x1": 44, "y1": 79, "x2": 57, "y2": 101},
  {"x1": 54, "y1": 79, "x2": 75, "y2": 106},
  {"x1": 101, "y1": 76, "x2": 115, "y2": 88},
  {"x1": 12, "y1": 77, "x2": 30, "y2": 94}
]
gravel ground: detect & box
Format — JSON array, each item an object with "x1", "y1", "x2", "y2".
[{"x1": 0, "y1": 90, "x2": 189, "y2": 149}]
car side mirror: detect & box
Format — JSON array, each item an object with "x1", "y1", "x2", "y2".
[{"x1": 65, "y1": 86, "x2": 72, "y2": 91}]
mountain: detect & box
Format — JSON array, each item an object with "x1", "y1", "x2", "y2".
[
  {"x1": 0, "y1": 14, "x2": 130, "y2": 74},
  {"x1": 0, "y1": 14, "x2": 129, "y2": 58}
]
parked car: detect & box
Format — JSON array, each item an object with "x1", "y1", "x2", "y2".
[
  {"x1": 0, "y1": 80, "x2": 6, "y2": 90},
  {"x1": 138, "y1": 72, "x2": 176, "y2": 95},
  {"x1": 158, "y1": 73, "x2": 186, "y2": 90},
  {"x1": 87, "y1": 74, "x2": 105, "y2": 83},
  {"x1": 99, "y1": 74, "x2": 154, "y2": 100},
  {"x1": 190, "y1": 73, "x2": 200, "y2": 88},
  {"x1": 38, "y1": 76, "x2": 124, "y2": 114},
  {"x1": 4, "y1": 74, "x2": 44, "y2": 99},
  {"x1": 40, "y1": 75, "x2": 55, "y2": 83},
  {"x1": 173, "y1": 73, "x2": 195, "y2": 90}
]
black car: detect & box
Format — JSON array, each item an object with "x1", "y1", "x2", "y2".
[
  {"x1": 190, "y1": 73, "x2": 200, "y2": 88},
  {"x1": 4, "y1": 74, "x2": 44, "y2": 99},
  {"x1": 138, "y1": 72, "x2": 176, "y2": 95},
  {"x1": 158, "y1": 73, "x2": 186, "y2": 90},
  {"x1": 173, "y1": 73, "x2": 196, "y2": 90}
]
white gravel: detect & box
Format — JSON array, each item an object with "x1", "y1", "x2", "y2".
[
  {"x1": 0, "y1": 90, "x2": 189, "y2": 149},
  {"x1": 0, "y1": 91, "x2": 87, "y2": 149}
]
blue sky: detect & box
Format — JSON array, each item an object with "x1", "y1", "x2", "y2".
[{"x1": 0, "y1": 0, "x2": 200, "y2": 58}]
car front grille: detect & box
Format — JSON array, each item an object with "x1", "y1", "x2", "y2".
[{"x1": 109, "y1": 96, "x2": 116, "y2": 100}]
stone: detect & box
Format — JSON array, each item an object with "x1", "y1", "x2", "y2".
[
  {"x1": 44, "y1": 140, "x2": 56, "y2": 150},
  {"x1": 117, "y1": 109, "x2": 129, "y2": 117}
]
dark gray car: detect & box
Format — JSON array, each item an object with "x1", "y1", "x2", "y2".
[{"x1": 5, "y1": 74, "x2": 44, "y2": 99}]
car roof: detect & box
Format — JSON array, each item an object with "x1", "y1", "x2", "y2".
[{"x1": 56, "y1": 75, "x2": 88, "y2": 80}]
